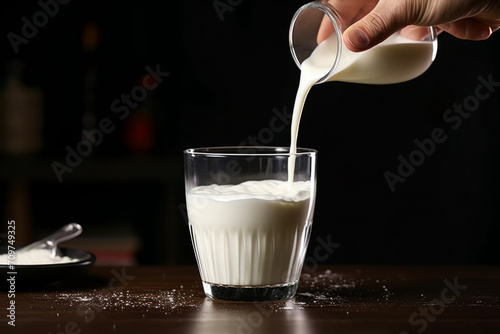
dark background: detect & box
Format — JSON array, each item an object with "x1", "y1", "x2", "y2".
[{"x1": 0, "y1": 0, "x2": 499, "y2": 265}]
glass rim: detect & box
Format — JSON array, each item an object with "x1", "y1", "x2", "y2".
[
  {"x1": 289, "y1": 0, "x2": 342, "y2": 84},
  {"x1": 184, "y1": 146, "x2": 317, "y2": 157}
]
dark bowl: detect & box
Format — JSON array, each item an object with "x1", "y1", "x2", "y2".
[{"x1": 0, "y1": 247, "x2": 96, "y2": 288}]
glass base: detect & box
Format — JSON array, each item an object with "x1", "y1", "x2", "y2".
[{"x1": 202, "y1": 281, "x2": 297, "y2": 302}]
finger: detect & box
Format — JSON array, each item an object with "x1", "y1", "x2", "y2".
[
  {"x1": 342, "y1": 2, "x2": 406, "y2": 52},
  {"x1": 437, "y1": 18, "x2": 492, "y2": 40},
  {"x1": 400, "y1": 25, "x2": 435, "y2": 41},
  {"x1": 317, "y1": 14, "x2": 335, "y2": 44}
]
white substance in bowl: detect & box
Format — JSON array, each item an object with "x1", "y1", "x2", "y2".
[{"x1": 0, "y1": 249, "x2": 80, "y2": 265}]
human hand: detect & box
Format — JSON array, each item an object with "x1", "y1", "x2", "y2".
[{"x1": 340, "y1": 0, "x2": 500, "y2": 52}]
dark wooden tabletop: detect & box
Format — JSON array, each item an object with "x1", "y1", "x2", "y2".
[{"x1": 2, "y1": 265, "x2": 500, "y2": 333}]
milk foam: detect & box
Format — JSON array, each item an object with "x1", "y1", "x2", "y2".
[{"x1": 188, "y1": 179, "x2": 310, "y2": 202}]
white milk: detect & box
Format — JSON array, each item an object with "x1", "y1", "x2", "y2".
[
  {"x1": 288, "y1": 33, "x2": 435, "y2": 181},
  {"x1": 187, "y1": 179, "x2": 311, "y2": 286}
]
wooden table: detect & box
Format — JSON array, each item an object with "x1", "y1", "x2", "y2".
[{"x1": 2, "y1": 265, "x2": 499, "y2": 333}]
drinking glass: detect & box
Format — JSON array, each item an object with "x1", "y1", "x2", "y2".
[{"x1": 184, "y1": 146, "x2": 317, "y2": 301}]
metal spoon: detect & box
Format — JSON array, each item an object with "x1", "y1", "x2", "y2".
[{"x1": 17, "y1": 223, "x2": 82, "y2": 257}]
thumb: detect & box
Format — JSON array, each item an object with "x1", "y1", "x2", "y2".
[{"x1": 342, "y1": 2, "x2": 406, "y2": 52}]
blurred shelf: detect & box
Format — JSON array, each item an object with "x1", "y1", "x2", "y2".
[{"x1": 0, "y1": 155, "x2": 187, "y2": 265}]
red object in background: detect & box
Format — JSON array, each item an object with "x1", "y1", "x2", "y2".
[{"x1": 124, "y1": 112, "x2": 155, "y2": 154}]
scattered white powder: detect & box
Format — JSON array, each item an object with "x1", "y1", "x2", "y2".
[
  {"x1": 53, "y1": 288, "x2": 200, "y2": 314},
  {"x1": 0, "y1": 249, "x2": 80, "y2": 265}
]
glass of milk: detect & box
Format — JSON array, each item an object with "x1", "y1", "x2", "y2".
[
  {"x1": 289, "y1": 0, "x2": 438, "y2": 84},
  {"x1": 184, "y1": 146, "x2": 317, "y2": 301}
]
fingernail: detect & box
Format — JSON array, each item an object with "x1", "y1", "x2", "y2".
[
  {"x1": 481, "y1": 27, "x2": 492, "y2": 39},
  {"x1": 346, "y1": 28, "x2": 369, "y2": 50}
]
